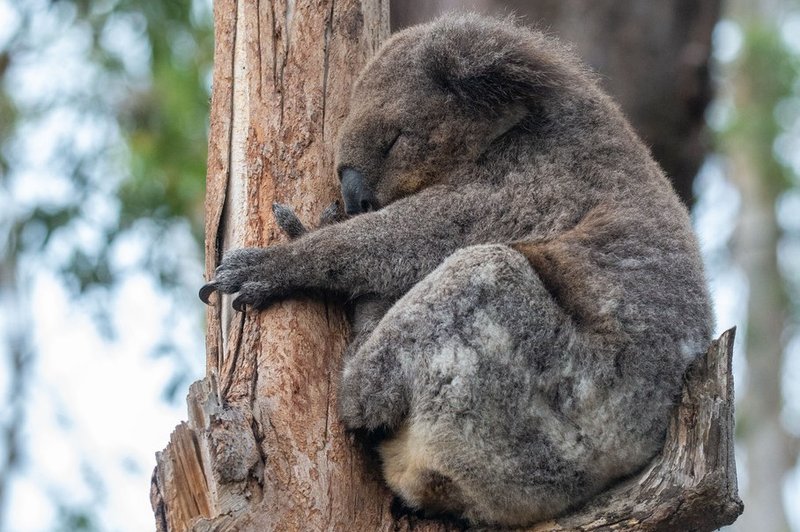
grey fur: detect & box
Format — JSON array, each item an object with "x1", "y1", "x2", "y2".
[
  {"x1": 271, "y1": 203, "x2": 308, "y2": 239},
  {"x1": 270, "y1": 202, "x2": 345, "y2": 240},
  {"x1": 201, "y1": 14, "x2": 712, "y2": 527}
]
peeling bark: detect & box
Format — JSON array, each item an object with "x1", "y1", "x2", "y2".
[{"x1": 151, "y1": 2, "x2": 741, "y2": 530}]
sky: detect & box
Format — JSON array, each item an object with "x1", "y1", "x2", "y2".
[{"x1": 6, "y1": 269, "x2": 202, "y2": 531}]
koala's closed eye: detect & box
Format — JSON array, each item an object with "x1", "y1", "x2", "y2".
[{"x1": 383, "y1": 131, "x2": 403, "y2": 157}]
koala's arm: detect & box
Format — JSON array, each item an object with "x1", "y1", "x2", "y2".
[
  {"x1": 509, "y1": 205, "x2": 625, "y2": 333},
  {"x1": 200, "y1": 186, "x2": 482, "y2": 310}
]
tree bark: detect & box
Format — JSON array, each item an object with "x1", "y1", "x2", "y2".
[{"x1": 151, "y1": 2, "x2": 742, "y2": 530}]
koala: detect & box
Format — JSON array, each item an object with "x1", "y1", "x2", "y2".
[{"x1": 200, "y1": 14, "x2": 713, "y2": 527}]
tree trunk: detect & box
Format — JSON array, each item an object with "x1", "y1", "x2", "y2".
[
  {"x1": 151, "y1": 0, "x2": 397, "y2": 529},
  {"x1": 151, "y1": 2, "x2": 742, "y2": 530}
]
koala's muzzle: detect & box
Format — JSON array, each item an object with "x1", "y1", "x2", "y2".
[{"x1": 340, "y1": 167, "x2": 379, "y2": 215}]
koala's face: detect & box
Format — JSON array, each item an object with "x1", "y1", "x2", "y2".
[
  {"x1": 335, "y1": 18, "x2": 561, "y2": 214},
  {"x1": 335, "y1": 34, "x2": 470, "y2": 215}
]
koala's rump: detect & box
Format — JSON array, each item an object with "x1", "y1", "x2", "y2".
[{"x1": 370, "y1": 244, "x2": 600, "y2": 525}]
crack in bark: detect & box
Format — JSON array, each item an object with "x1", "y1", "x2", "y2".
[
  {"x1": 250, "y1": 318, "x2": 260, "y2": 404},
  {"x1": 266, "y1": 415, "x2": 292, "y2": 490},
  {"x1": 276, "y1": 0, "x2": 294, "y2": 127},
  {"x1": 285, "y1": 0, "x2": 294, "y2": 36},
  {"x1": 323, "y1": 369, "x2": 333, "y2": 440},
  {"x1": 321, "y1": 0, "x2": 335, "y2": 140},
  {"x1": 249, "y1": 413, "x2": 267, "y2": 482},
  {"x1": 190, "y1": 429, "x2": 210, "y2": 494},
  {"x1": 255, "y1": 0, "x2": 263, "y2": 99},
  {"x1": 221, "y1": 312, "x2": 246, "y2": 402},
  {"x1": 269, "y1": 1, "x2": 278, "y2": 93},
  {"x1": 213, "y1": 0, "x2": 243, "y2": 372},
  {"x1": 216, "y1": 0, "x2": 239, "y2": 266}
]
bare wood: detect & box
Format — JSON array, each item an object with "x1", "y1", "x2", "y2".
[{"x1": 151, "y1": 1, "x2": 742, "y2": 530}]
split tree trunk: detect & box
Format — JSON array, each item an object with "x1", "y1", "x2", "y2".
[{"x1": 151, "y1": 2, "x2": 742, "y2": 530}]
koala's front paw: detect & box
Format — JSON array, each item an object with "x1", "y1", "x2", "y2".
[
  {"x1": 199, "y1": 248, "x2": 278, "y2": 310},
  {"x1": 272, "y1": 201, "x2": 346, "y2": 241},
  {"x1": 339, "y1": 357, "x2": 408, "y2": 431},
  {"x1": 318, "y1": 201, "x2": 346, "y2": 226},
  {"x1": 272, "y1": 203, "x2": 308, "y2": 240}
]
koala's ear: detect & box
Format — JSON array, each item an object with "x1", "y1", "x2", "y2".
[{"x1": 421, "y1": 16, "x2": 565, "y2": 111}]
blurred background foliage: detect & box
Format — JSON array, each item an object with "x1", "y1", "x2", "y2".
[
  {"x1": 8, "y1": 0, "x2": 211, "y2": 288},
  {"x1": 0, "y1": 0, "x2": 211, "y2": 529},
  {"x1": 718, "y1": 2, "x2": 800, "y2": 529},
  {"x1": 0, "y1": 0, "x2": 799, "y2": 530}
]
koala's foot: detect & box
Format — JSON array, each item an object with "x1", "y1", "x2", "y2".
[{"x1": 339, "y1": 347, "x2": 409, "y2": 431}]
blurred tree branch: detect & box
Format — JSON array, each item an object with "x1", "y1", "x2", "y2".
[{"x1": 723, "y1": 0, "x2": 800, "y2": 529}]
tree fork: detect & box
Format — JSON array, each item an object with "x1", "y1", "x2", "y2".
[{"x1": 150, "y1": 1, "x2": 742, "y2": 530}]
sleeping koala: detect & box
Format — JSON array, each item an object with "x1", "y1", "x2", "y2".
[{"x1": 200, "y1": 14, "x2": 712, "y2": 527}]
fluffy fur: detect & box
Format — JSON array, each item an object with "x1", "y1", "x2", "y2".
[{"x1": 200, "y1": 14, "x2": 712, "y2": 526}]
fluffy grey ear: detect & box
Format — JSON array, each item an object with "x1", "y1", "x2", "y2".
[{"x1": 421, "y1": 15, "x2": 566, "y2": 111}]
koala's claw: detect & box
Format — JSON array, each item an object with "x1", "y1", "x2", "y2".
[
  {"x1": 231, "y1": 281, "x2": 275, "y2": 312},
  {"x1": 199, "y1": 249, "x2": 268, "y2": 305},
  {"x1": 231, "y1": 294, "x2": 248, "y2": 312},
  {"x1": 319, "y1": 201, "x2": 345, "y2": 226},
  {"x1": 200, "y1": 281, "x2": 267, "y2": 312},
  {"x1": 199, "y1": 282, "x2": 218, "y2": 304}
]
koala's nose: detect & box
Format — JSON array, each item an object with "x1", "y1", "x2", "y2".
[{"x1": 340, "y1": 167, "x2": 378, "y2": 215}]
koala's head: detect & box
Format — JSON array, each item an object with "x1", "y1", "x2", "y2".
[{"x1": 335, "y1": 14, "x2": 577, "y2": 214}]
